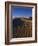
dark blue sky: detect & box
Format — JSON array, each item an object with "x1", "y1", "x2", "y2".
[{"x1": 11, "y1": 6, "x2": 32, "y2": 17}]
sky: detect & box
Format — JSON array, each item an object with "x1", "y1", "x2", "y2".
[{"x1": 11, "y1": 6, "x2": 32, "y2": 18}]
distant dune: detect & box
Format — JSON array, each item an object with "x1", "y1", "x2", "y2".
[{"x1": 12, "y1": 16, "x2": 31, "y2": 19}]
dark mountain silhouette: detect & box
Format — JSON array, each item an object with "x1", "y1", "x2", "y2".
[
  {"x1": 13, "y1": 18, "x2": 24, "y2": 27},
  {"x1": 29, "y1": 17, "x2": 32, "y2": 20}
]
